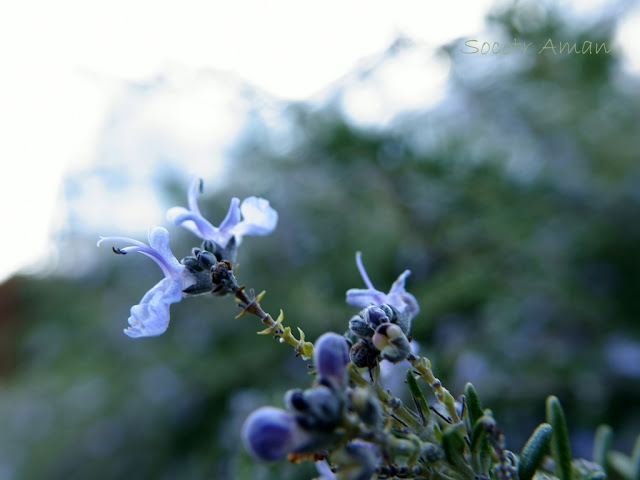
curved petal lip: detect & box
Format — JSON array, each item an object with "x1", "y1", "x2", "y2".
[
  {"x1": 166, "y1": 207, "x2": 218, "y2": 240},
  {"x1": 123, "y1": 277, "x2": 184, "y2": 338},
  {"x1": 232, "y1": 198, "x2": 279, "y2": 240}
]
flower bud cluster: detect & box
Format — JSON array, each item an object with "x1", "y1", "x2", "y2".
[
  {"x1": 348, "y1": 304, "x2": 412, "y2": 368},
  {"x1": 177, "y1": 245, "x2": 219, "y2": 296},
  {"x1": 242, "y1": 332, "x2": 384, "y2": 478},
  {"x1": 242, "y1": 333, "x2": 350, "y2": 461}
]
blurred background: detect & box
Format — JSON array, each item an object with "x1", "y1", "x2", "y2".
[{"x1": 2, "y1": 0, "x2": 640, "y2": 478}]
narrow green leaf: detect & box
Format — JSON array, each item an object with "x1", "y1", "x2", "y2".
[
  {"x1": 519, "y1": 423, "x2": 553, "y2": 480},
  {"x1": 631, "y1": 433, "x2": 640, "y2": 480},
  {"x1": 546, "y1": 395, "x2": 573, "y2": 480},
  {"x1": 608, "y1": 451, "x2": 633, "y2": 480},
  {"x1": 465, "y1": 382, "x2": 484, "y2": 428},
  {"x1": 470, "y1": 416, "x2": 496, "y2": 456},
  {"x1": 406, "y1": 370, "x2": 431, "y2": 422},
  {"x1": 470, "y1": 415, "x2": 497, "y2": 475},
  {"x1": 592, "y1": 424, "x2": 613, "y2": 472},
  {"x1": 442, "y1": 426, "x2": 466, "y2": 467},
  {"x1": 434, "y1": 423, "x2": 442, "y2": 443}
]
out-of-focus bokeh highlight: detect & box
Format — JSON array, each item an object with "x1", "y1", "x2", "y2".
[{"x1": 2, "y1": 1, "x2": 640, "y2": 479}]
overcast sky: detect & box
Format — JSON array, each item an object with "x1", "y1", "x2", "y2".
[{"x1": 1, "y1": 0, "x2": 638, "y2": 283}]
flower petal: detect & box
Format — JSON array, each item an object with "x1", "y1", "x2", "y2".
[
  {"x1": 124, "y1": 277, "x2": 183, "y2": 338},
  {"x1": 166, "y1": 207, "x2": 218, "y2": 240},
  {"x1": 186, "y1": 176, "x2": 204, "y2": 215},
  {"x1": 147, "y1": 226, "x2": 184, "y2": 273},
  {"x1": 346, "y1": 252, "x2": 420, "y2": 320},
  {"x1": 386, "y1": 270, "x2": 420, "y2": 316},
  {"x1": 346, "y1": 288, "x2": 386, "y2": 308},
  {"x1": 217, "y1": 197, "x2": 242, "y2": 235},
  {"x1": 399, "y1": 292, "x2": 420, "y2": 317},
  {"x1": 168, "y1": 178, "x2": 278, "y2": 250},
  {"x1": 99, "y1": 227, "x2": 187, "y2": 280},
  {"x1": 232, "y1": 197, "x2": 278, "y2": 241},
  {"x1": 99, "y1": 228, "x2": 195, "y2": 337},
  {"x1": 355, "y1": 251, "x2": 376, "y2": 290},
  {"x1": 388, "y1": 270, "x2": 410, "y2": 296}
]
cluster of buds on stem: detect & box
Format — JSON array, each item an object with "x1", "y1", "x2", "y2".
[
  {"x1": 348, "y1": 304, "x2": 412, "y2": 368},
  {"x1": 242, "y1": 332, "x2": 383, "y2": 479}
]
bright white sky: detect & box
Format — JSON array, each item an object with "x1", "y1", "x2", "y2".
[{"x1": 0, "y1": 0, "x2": 638, "y2": 283}]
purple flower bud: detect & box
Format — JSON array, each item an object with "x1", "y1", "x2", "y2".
[
  {"x1": 241, "y1": 406, "x2": 310, "y2": 461},
  {"x1": 362, "y1": 305, "x2": 393, "y2": 328},
  {"x1": 314, "y1": 332, "x2": 349, "y2": 386}
]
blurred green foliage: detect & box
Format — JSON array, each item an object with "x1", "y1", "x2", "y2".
[{"x1": 2, "y1": 3, "x2": 640, "y2": 479}]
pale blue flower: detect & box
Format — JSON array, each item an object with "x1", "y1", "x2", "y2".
[
  {"x1": 97, "y1": 226, "x2": 196, "y2": 338},
  {"x1": 346, "y1": 251, "x2": 419, "y2": 319},
  {"x1": 166, "y1": 177, "x2": 278, "y2": 248}
]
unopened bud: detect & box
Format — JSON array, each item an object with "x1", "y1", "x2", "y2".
[
  {"x1": 242, "y1": 406, "x2": 311, "y2": 461},
  {"x1": 361, "y1": 305, "x2": 394, "y2": 328},
  {"x1": 201, "y1": 239, "x2": 217, "y2": 255},
  {"x1": 314, "y1": 332, "x2": 349, "y2": 387},
  {"x1": 195, "y1": 250, "x2": 217, "y2": 270},
  {"x1": 350, "y1": 341, "x2": 379, "y2": 369},
  {"x1": 180, "y1": 256, "x2": 200, "y2": 270},
  {"x1": 349, "y1": 315, "x2": 374, "y2": 338},
  {"x1": 372, "y1": 324, "x2": 411, "y2": 363},
  {"x1": 300, "y1": 385, "x2": 343, "y2": 431}
]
